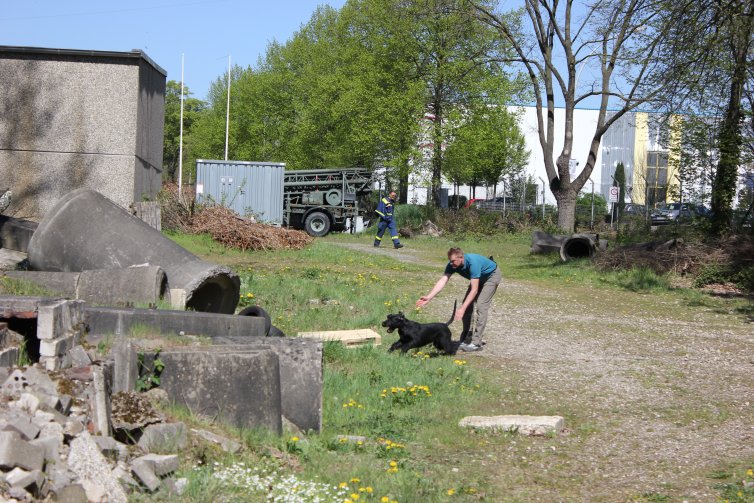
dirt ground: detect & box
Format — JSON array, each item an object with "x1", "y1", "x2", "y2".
[{"x1": 337, "y1": 242, "x2": 754, "y2": 501}]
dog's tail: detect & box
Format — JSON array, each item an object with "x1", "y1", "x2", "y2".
[{"x1": 445, "y1": 299, "x2": 457, "y2": 325}]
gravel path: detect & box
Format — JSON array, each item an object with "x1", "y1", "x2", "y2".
[{"x1": 335, "y1": 241, "x2": 754, "y2": 501}]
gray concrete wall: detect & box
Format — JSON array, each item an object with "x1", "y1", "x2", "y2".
[{"x1": 0, "y1": 47, "x2": 166, "y2": 220}]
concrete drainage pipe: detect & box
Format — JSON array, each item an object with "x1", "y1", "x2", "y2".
[
  {"x1": 559, "y1": 234, "x2": 598, "y2": 262},
  {"x1": 27, "y1": 189, "x2": 240, "y2": 314}
]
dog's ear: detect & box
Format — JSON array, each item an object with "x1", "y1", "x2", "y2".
[{"x1": 397, "y1": 311, "x2": 404, "y2": 316}]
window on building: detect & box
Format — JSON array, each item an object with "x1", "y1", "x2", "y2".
[{"x1": 646, "y1": 151, "x2": 668, "y2": 207}]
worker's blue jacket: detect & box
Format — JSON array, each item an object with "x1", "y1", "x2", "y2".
[{"x1": 375, "y1": 196, "x2": 395, "y2": 222}]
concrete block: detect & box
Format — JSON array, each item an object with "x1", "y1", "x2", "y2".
[
  {"x1": 30, "y1": 435, "x2": 61, "y2": 464},
  {"x1": 39, "y1": 332, "x2": 80, "y2": 357},
  {"x1": 0, "y1": 347, "x2": 18, "y2": 368},
  {"x1": 90, "y1": 364, "x2": 113, "y2": 436},
  {"x1": 131, "y1": 457, "x2": 161, "y2": 492},
  {"x1": 0, "y1": 431, "x2": 45, "y2": 471},
  {"x1": 2, "y1": 413, "x2": 40, "y2": 440},
  {"x1": 458, "y1": 415, "x2": 565, "y2": 436},
  {"x1": 37, "y1": 299, "x2": 84, "y2": 341},
  {"x1": 0, "y1": 215, "x2": 38, "y2": 252},
  {"x1": 68, "y1": 346, "x2": 92, "y2": 368},
  {"x1": 136, "y1": 453, "x2": 180, "y2": 477},
  {"x1": 213, "y1": 337, "x2": 323, "y2": 433},
  {"x1": 159, "y1": 350, "x2": 282, "y2": 434},
  {"x1": 52, "y1": 483, "x2": 88, "y2": 503},
  {"x1": 6, "y1": 467, "x2": 43, "y2": 492},
  {"x1": 112, "y1": 339, "x2": 138, "y2": 393},
  {"x1": 84, "y1": 305, "x2": 266, "y2": 338},
  {"x1": 137, "y1": 422, "x2": 187, "y2": 454}
]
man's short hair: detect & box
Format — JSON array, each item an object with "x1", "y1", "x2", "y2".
[{"x1": 447, "y1": 247, "x2": 463, "y2": 259}]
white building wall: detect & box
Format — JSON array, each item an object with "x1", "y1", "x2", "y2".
[{"x1": 406, "y1": 105, "x2": 606, "y2": 206}]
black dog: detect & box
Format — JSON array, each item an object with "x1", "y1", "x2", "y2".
[{"x1": 382, "y1": 301, "x2": 457, "y2": 355}]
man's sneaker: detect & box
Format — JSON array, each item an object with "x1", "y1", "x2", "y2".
[
  {"x1": 394, "y1": 243, "x2": 404, "y2": 249},
  {"x1": 459, "y1": 342, "x2": 482, "y2": 352}
]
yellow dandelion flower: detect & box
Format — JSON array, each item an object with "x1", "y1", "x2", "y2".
[
  {"x1": 366, "y1": 487, "x2": 374, "y2": 493},
  {"x1": 350, "y1": 494, "x2": 360, "y2": 500},
  {"x1": 381, "y1": 498, "x2": 390, "y2": 503},
  {"x1": 350, "y1": 477, "x2": 361, "y2": 484},
  {"x1": 359, "y1": 487, "x2": 366, "y2": 492},
  {"x1": 447, "y1": 488, "x2": 456, "y2": 496},
  {"x1": 290, "y1": 436, "x2": 299, "y2": 442},
  {"x1": 748, "y1": 469, "x2": 754, "y2": 476},
  {"x1": 339, "y1": 482, "x2": 349, "y2": 488},
  {"x1": 389, "y1": 460, "x2": 398, "y2": 468},
  {"x1": 344, "y1": 500, "x2": 353, "y2": 503}
]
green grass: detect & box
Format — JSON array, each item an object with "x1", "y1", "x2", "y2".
[{"x1": 8, "y1": 228, "x2": 748, "y2": 501}]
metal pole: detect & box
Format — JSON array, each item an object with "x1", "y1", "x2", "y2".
[
  {"x1": 589, "y1": 178, "x2": 594, "y2": 229},
  {"x1": 178, "y1": 53, "x2": 185, "y2": 203},
  {"x1": 538, "y1": 177, "x2": 546, "y2": 219},
  {"x1": 224, "y1": 55, "x2": 231, "y2": 161},
  {"x1": 502, "y1": 178, "x2": 506, "y2": 215}
]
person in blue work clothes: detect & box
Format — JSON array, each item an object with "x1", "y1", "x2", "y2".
[
  {"x1": 415, "y1": 247, "x2": 501, "y2": 352},
  {"x1": 373, "y1": 191, "x2": 404, "y2": 249}
]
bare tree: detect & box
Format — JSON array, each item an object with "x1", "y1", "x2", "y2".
[{"x1": 470, "y1": 0, "x2": 697, "y2": 230}]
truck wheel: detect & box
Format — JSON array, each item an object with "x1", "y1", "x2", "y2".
[{"x1": 304, "y1": 211, "x2": 331, "y2": 237}]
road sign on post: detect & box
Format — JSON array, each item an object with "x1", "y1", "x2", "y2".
[{"x1": 608, "y1": 186, "x2": 619, "y2": 203}]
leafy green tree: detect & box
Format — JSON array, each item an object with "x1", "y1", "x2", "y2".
[
  {"x1": 444, "y1": 106, "x2": 529, "y2": 196},
  {"x1": 163, "y1": 81, "x2": 206, "y2": 182}
]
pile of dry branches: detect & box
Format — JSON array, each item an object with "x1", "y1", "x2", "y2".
[
  {"x1": 158, "y1": 183, "x2": 313, "y2": 251},
  {"x1": 594, "y1": 235, "x2": 754, "y2": 279},
  {"x1": 190, "y1": 205, "x2": 313, "y2": 251}
]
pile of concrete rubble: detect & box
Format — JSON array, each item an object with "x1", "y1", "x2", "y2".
[{"x1": 0, "y1": 304, "x2": 253, "y2": 502}]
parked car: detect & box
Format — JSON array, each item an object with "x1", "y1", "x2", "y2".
[
  {"x1": 464, "y1": 198, "x2": 483, "y2": 208},
  {"x1": 623, "y1": 203, "x2": 647, "y2": 216},
  {"x1": 651, "y1": 202, "x2": 696, "y2": 224}
]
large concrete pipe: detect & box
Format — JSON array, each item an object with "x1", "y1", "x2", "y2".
[
  {"x1": 559, "y1": 233, "x2": 598, "y2": 261},
  {"x1": 530, "y1": 230, "x2": 568, "y2": 255},
  {"x1": 3, "y1": 266, "x2": 169, "y2": 307},
  {"x1": 27, "y1": 189, "x2": 240, "y2": 314}
]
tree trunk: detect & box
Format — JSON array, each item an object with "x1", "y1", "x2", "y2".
[{"x1": 555, "y1": 188, "x2": 578, "y2": 231}]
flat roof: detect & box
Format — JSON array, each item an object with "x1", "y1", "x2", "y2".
[{"x1": 0, "y1": 45, "x2": 166, "y2": 77}]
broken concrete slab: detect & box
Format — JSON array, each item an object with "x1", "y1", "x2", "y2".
[
  {"x1": 190, "y1": 428, "x2": 241, "y2": 454},
  {"x1": 3, "y1": 266, "x2": 170, "y2": 307},
  {"x1": 159, "y1": 349, "x2": 283, "y2": 434},
  {"x1": 0, "y1": 431, "x2": 45, "y2": 471},
  {"x1": 0, "y1": 215, "x2": 38, "y2": 253},
  {"x1": 27, "y1": 188, "x2": 240, "y2": 314},
  {"x1": 112, "y1": 339, "x2": 138, "y2": 393},
  {"x1": 458, "y1": 415, "x2": 565, "y2": 436},
  {"x1": 83, "y1": 305, "x2": 266, "y2": 339},
  {"x1": 137, "y1": 422, "x2": 187, "y2": 454},
  {"x1": 67, "y1": 432, "x2": 127, "y2": 503},
  {"x1": 206, "y1": 337, "x2": 323, "y2": 433}
]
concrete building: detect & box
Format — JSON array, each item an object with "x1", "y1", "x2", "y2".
[{"x1": 0, "y1": 46, "x2": 166, "y2": 220}]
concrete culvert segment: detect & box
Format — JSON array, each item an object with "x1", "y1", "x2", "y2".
[
  {"x1": 560, "y1": 234, "x2": 598, "y2": 261},
  {"x1": 27, "y1": 189, "x2": 240, "y2": 314}
]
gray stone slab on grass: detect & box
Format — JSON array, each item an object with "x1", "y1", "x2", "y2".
[
  {"x1": 159, "y1": 350, "x2": 282, "y2": 434},
  {"x1": 458, "y1": 415, "x2": 565, "y2": 436},
  {"x1": 207, "y1": 337, "x2": 324, "y2": 433},
  {"x1": 83, "y1": 306, "x2": 266, "y2": 338},
  {"x1": 191, "y1": 428, "x2": 241, "y2": 454}
]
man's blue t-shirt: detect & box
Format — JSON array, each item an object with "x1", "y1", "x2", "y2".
[{"x1": 444, "y1": 253, "x2": 497, "y2": 281}]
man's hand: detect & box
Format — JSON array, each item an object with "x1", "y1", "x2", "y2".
[
  {"x1": 454, "y1": 306, "x2": 465, "y2": 322},
  {"x1": 415, "y1": 296, "x2": 429, "y2": 308}
]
